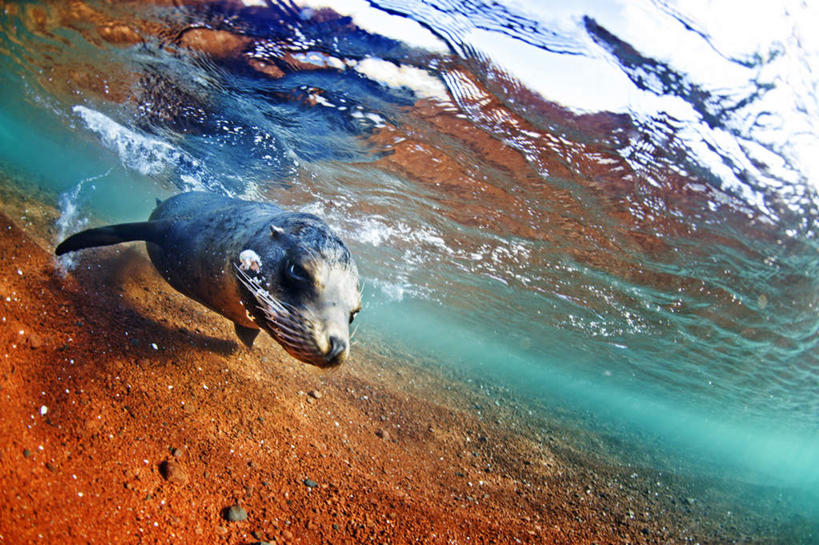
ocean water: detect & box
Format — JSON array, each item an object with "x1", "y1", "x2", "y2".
[{"x1": 1, "y1": 0, "x2": 818, "y2": 536}]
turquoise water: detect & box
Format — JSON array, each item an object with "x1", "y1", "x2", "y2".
[{"x1": 2, "y1": 0, "x2": 818, "y2": 536}]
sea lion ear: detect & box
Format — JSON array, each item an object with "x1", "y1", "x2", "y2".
[{"x1": 270, "y1": 225, "x2": 285, "y2": 237}]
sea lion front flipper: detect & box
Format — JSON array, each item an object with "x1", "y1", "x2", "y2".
[
  {"x1": 55, "y1": 220, "x2": 173, "y2": 255},
  {"x1": 233, "y1": 322, "x2": 261, "y2": 348}
]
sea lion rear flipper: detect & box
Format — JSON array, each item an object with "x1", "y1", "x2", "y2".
[
  {"x1": 234, "y1": 322, "x2": 261, "y2": 348},
  {"x1": 55, "y1": 220, "x2": 173, "y2": 255}
]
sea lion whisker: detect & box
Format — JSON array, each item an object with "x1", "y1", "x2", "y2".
[
  {"x1": 266, "y1": 316, "x2": 319, "y2": 353},
  {"x1": 263, "y1": 311, "x2": 313, "y2": 338},
  {"x1": 271, "y1": 316, "x2": 308, "y2": 340}
]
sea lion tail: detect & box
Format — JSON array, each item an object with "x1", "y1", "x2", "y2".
[{"x1": 55, "y1": 221, "x2": 171, "y2": 255}]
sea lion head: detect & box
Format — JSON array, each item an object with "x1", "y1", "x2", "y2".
[{"x1": 236, "y1": 214, "x2": 361, "y2": 368}]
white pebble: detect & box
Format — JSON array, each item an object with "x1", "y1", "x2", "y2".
[{"x1": 40, "y1": 405, "x2": 47, "y2": 416}]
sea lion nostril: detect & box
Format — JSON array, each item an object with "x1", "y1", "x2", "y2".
[{"x1": 326, "y1": 335, "x2": 346, "y2": 361}]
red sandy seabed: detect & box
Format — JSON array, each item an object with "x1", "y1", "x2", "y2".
[{"x1": 0, "y1": 194, "x2": 782, "y2": 544}]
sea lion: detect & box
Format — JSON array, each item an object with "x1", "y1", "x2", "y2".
[{"x1": 55, "y1": 192, "x2": 362, "y2": 368}]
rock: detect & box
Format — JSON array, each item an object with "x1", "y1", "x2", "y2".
[
  {"x1": 303, "y1": 478, "x2": 318, "y2": 488},
  {"x1": 159, "y1": 459, "x2": 188, "y2": 484},
  {"x1": 223, "y1": 504, "x2": 248, "y2": 522},
  {"x1": 97, "y1": 24, "x2": 142, "y2": 46},
  {"x1": 179, "y1": 28, "x2": 252, "y2": 60},
  {"x1": 307, "y1": 390, "x2": 322, "y2": 399},
  {"x1": 27, "y1": 333, "x2": 44, "y2": 349},
  {"x1": 375, "y1": 429, "x2": 390, "y2": 440},
  {"x1": 22, "y1": 449, "x2": 32, "y2": 458}
]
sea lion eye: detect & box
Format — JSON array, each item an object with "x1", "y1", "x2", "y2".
[{"x1": 287, "y1": 262, "x2": 309, "y2": 283}]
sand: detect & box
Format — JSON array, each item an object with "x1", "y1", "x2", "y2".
[{"x1": 0, "y1": 191, "x2": 800, "y2": 544}]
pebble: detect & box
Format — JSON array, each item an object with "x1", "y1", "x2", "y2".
[
  {"x1": 159, "y1": 459, "x2": 188, "y2": 484},
  {"x1": 223, "y1": 504, "x2": 248, "y2": 522},
  {"x1": 307, "y1": 390, "x2": 322, "y2": 399},
  {"x1": 27, "y1": 333, "x2": 44, "y2": 349},
  {"x1": 303, "y1": 478, "x2": 318, "y2": 488},
  {"x1": 375, "y1": 429, "x2": 390, "y2": 440}
]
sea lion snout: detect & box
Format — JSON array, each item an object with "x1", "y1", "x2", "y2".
[
  {"x1": 236, "y1": 222, "x2": 361, "y2": 368},
  {"x1": 315, "y1": 306, "x2": 353, "y2": 366},
  {"x1": 327, "y1": 335, "x2": 347, "y2": 362}
]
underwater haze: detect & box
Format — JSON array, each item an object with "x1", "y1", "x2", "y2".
[{"x1": 1, "y1": 0, "x2": 818, "y2": 539}]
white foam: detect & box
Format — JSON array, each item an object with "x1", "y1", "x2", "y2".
[
  {"x1": 295, "y1": 0, "x2": 449, "y2": 54},
  {"x1": 73, "y1": 105, "x2": 216, "y2": 192},
  {"x1": 54, "y1": 168, "x2": 112, "y2": 270},
  {"x1": 354, "y1": 57, "x2": 450, "y2": 101},
  {"x1": 374, "y1": 279, "x2": 406, "y2": 302}
]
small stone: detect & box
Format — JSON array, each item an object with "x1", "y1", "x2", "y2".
[
  {"x1": 303, "y1": 478, "x2": 318, "y2": 488},
  {"x1": 27, "y1": 333, "x2": 44, "y2": 349},
  {"x1": 307, "y1": 390, "x2": 322, "y2": 399},
  {"x1": 375, "y1": 429, "x2": 390, "y2": 440},
  {"x1": 159, "y1": 459, "x2": 188, "y2": 484},
  {"x1": 22, "y1": 449, "x2": 32, "y2": 458},
  {"x1": 223, "y1": 504, "x2": 248, "y2": 522},
  {"x1": 171, "y1": 447, "x2": 182, "y2": 458}
]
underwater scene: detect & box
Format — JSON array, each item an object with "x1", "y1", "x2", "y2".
[{"x1": 1, "y1": 0, "x2": 817, "y2": 543}]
